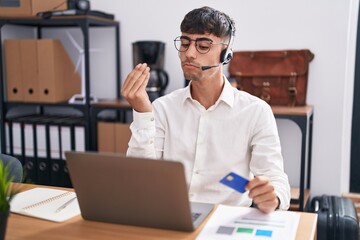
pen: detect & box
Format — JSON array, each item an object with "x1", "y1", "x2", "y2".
[{"x1": 55, "y1": 197, "x2": 77, "y2": 213}]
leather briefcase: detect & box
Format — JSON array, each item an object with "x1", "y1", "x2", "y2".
[{"x1": 228, "y1": 49, "x2": 314, "y2": 106}]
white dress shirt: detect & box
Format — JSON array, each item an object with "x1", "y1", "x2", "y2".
[{"x1": 127, "y1": 77, "x2": 290, "y2": 210}]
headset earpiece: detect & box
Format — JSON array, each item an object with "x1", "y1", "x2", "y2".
[
  {"x1": 220, "y1": 16, "x2": 235, "y2": 65},
  {"x1": 220, "y1": 48, "x2": 233, "y2": 65}
]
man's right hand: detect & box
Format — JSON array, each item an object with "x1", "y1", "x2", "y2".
[{"x1": 121, "y1": 63, "x2": 152, "y2": 113}]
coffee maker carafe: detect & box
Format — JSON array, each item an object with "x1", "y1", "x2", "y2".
[{"x1": 132, "y1": 41, "x2": 169, "y2": 102}]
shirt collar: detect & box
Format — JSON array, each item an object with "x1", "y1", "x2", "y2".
[{"x1": 183, "y1": 76, "x2": 234, "y2": 108}]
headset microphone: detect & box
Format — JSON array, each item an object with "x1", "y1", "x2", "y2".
[{"x1": 201, "y1": 64, "x2": 221, "y2": 71}]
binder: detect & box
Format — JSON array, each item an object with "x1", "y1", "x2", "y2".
[
  {"x1": 37, "y1": 118, "x2": 52, "y2": 185},
  {"x1": 34, "y1": 118, "x2": 47, "y2": 184},
  {"x1": 20, "y1": 40, "x2": 39, "y2": 102},
  {"x1": 37, "y1": 39, "x2": 81, "y2": 103},
  {"x1": 11, "y1": 120, "x2": 23, "y2": 163},
  {"x1": 35, "y1": 122, "x2": 47, "y2": 158},
  {"x1": 4, "y1": 40, "x2": 24, "y2": 101},
  {"x1": 5, "y1": 119, "x2": 22, "y2": 164},
  {"x1": 49, "y1": 123, "x2": 62, "y2": 187},
  {"x1": 60, "y1": 125, "x2": 71, "y2": 160},
  {"x1": 5, "y1": 121, "x2": 11, "y2": 154},
  {"x1": 75, "y1": 124, "x2": 85, "y2": 152},
  {"x1": 22, "y1": 116, "x2": 37, "y2": 184},
  {"x1": 49, "y1": 116, "x2": 71, "y2": 187},
  {"x1": 48, "y1": 116, "x2": 82, "y2": 187},
  {"x1": 60, "y1": 118, "x2": 78, "y2": 187},
  {"x1": 60, "y1": 121, "x2": 72, "y2": 187},
  {"x1": 12, "y1": 115, "x2": 42, "y2": 184}
]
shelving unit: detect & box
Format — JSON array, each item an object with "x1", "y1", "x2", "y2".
[
  {"x1": 0, "y1": 15, "x2": 120, "y2": 186},
  {"x1": 271, "y1": 105, "x2": 314, "y2": 211}
]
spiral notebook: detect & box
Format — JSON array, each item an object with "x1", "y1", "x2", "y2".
[{"x1": 10, "y1": 187, "x2": 81, "y2": 222}]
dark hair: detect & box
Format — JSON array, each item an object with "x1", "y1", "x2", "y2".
[{"x1": 180, "y1": 6, "x2": 235, "y2": 40}]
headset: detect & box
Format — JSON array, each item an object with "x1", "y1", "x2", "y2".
[
  {"x1": 220, "y1": 16, "x2": 235, "y2": 65},
  {"x1": 201, "y1": 16, "x2": 235, "y2": 71}
]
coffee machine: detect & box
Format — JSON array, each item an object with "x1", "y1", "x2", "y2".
[{"x1": 132, "y1": 41, "x2": 169, "y2": 102}]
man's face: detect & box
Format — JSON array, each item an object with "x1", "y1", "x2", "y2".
[{"x1": 177, "y1": 33, "x2": 226, "y2": 81}]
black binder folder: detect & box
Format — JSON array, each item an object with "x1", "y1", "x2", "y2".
[
  {"x1": 21, "y1": 115, "x2": 40, "y2": 184},
  {"x1": 5, "y1": 118, "x2": 24, "y2": 176},
  {"x1": 57, "y1": 116, "x2": 85, "y2": 187},
  {"x1": 4, "y1": 113, "x2": 86, "y2": 187},
  {"x1": 49, "y1": 124, "x2": 61, "y2": 186},
  {"x1": 6, "y1": 114, "x2": 41, "y2": 184},
  {"x1": 49, "y1": 115, "x2": 85, "y2": 187},
  {"x1": 37, "y1": 117, "x2": 54, "y2": 185}
]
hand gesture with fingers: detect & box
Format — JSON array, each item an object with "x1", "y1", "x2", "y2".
[{"x1": 122, "y1": 63, "x2": 152, "y2": 112}]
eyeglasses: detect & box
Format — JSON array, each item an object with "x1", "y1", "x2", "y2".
[{"x1": 174, "y1": 36, "x2": 227, "y2": 54}]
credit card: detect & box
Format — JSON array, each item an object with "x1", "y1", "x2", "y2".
[{"x1": 220, "y1": 172, "x2": 249, "y2": 193}]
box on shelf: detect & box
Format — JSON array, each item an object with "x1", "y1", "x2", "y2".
[
  {"x1": 21, "y1": 39, "x2": 38, "y2": 102},
  {"x1": 3, "y1": 40, "x2": 23, "y2": 101},
  {"x1": 0, "y1": 0, "x2": 67, "y2": 17},
  {"x1": 4, "y1": 39, "x2": 81, "y2": 103},
  {"x1": 98, "y1": 121, "x2": 116, "y2": 153},
  {"x1": 98, "y1": 122, "x2": 131, "y2": 154},
  {"x1": 37, "y1": 39, "x2": 81, "y2": 103},
  {"x1": 115, "y1": 123, "x2": 132, "y2": 153}
]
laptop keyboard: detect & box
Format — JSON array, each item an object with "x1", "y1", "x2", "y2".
[{"x1": 192, "y1": 212, "x2": 202, "y2": 222}]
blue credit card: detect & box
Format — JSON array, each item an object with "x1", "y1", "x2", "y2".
[{"x1": 220, "y1": 172, "x2": 249, "y2": 193}]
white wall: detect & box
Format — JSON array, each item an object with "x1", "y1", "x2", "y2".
[{"x1": 87, "y1": 0, "x2": 359, "y2": 197}]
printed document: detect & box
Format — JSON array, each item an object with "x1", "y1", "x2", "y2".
[{"x1": 197, "y1": 204, "x2": 300, "y2": 240}]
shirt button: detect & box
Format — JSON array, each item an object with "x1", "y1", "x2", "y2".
[
  {"x1": 149, "y1": 139, "x2": 154, "y2": 144},
  {"x1": 150, "y1": 117, "x2": 154, "y2": 121}
]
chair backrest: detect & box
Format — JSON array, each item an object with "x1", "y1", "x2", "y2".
[{"x1": 0, "y1": 154, "x2": 23, "y2": 183}]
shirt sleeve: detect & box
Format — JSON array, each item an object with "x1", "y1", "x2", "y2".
[
  {"x1": 249, "y1": 103, "x2": 291, "y2": 210},
  {"x1": 126, "y1": 110, "x2": 163, "y2": 159}
]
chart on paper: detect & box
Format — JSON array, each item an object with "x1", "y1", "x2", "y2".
[{"x1": 197, "y1": 205, "x2": 300, "y2": 240}]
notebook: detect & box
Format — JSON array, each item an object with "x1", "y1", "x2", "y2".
[
  {"x1": 10, "y1": 187, "x2": 81, "y2": 222},
  {"x1": 65, "y1": 151, "x2": 215, "y2": 232}
]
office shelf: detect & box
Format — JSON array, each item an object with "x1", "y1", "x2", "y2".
[
  {"x1": 0, "y1": 15, "x2": 120, "y2": 186},
  {"x1": 272, "y1": 105, "x2": 314, "y2": 211}
]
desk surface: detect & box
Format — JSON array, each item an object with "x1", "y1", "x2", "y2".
[{"x1": 7, "y1": 184, "x2": 317, "y2": 240}]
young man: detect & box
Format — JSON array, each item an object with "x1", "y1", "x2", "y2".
[{"x1": 122, "y1": 6, "x2": 290, "y2": 213}]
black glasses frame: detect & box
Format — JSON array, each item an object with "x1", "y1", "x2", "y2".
[{"x1": 174, "y1": 36, "x2": 227, "y2": 54}]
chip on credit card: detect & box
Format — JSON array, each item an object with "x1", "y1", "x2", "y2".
[{"x1": 220, "y1": 172, "x2": 249, "y2": 193}]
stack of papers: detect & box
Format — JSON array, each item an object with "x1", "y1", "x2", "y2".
[{"x1": 197, "y1": 204, "x2": 300, "y2": 240}]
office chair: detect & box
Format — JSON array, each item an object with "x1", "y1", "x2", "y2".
[{"x1": 0, "y1": 154, "x2": 23, "y2": 183}]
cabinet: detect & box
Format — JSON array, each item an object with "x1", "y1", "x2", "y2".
[{"x1": 0, "y1": 15, "x2": 120, "y2": 186}]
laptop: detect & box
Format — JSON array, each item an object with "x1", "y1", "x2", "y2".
[{"x1": 65, "y1": 151, "x2": 214, "y2": 232}]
